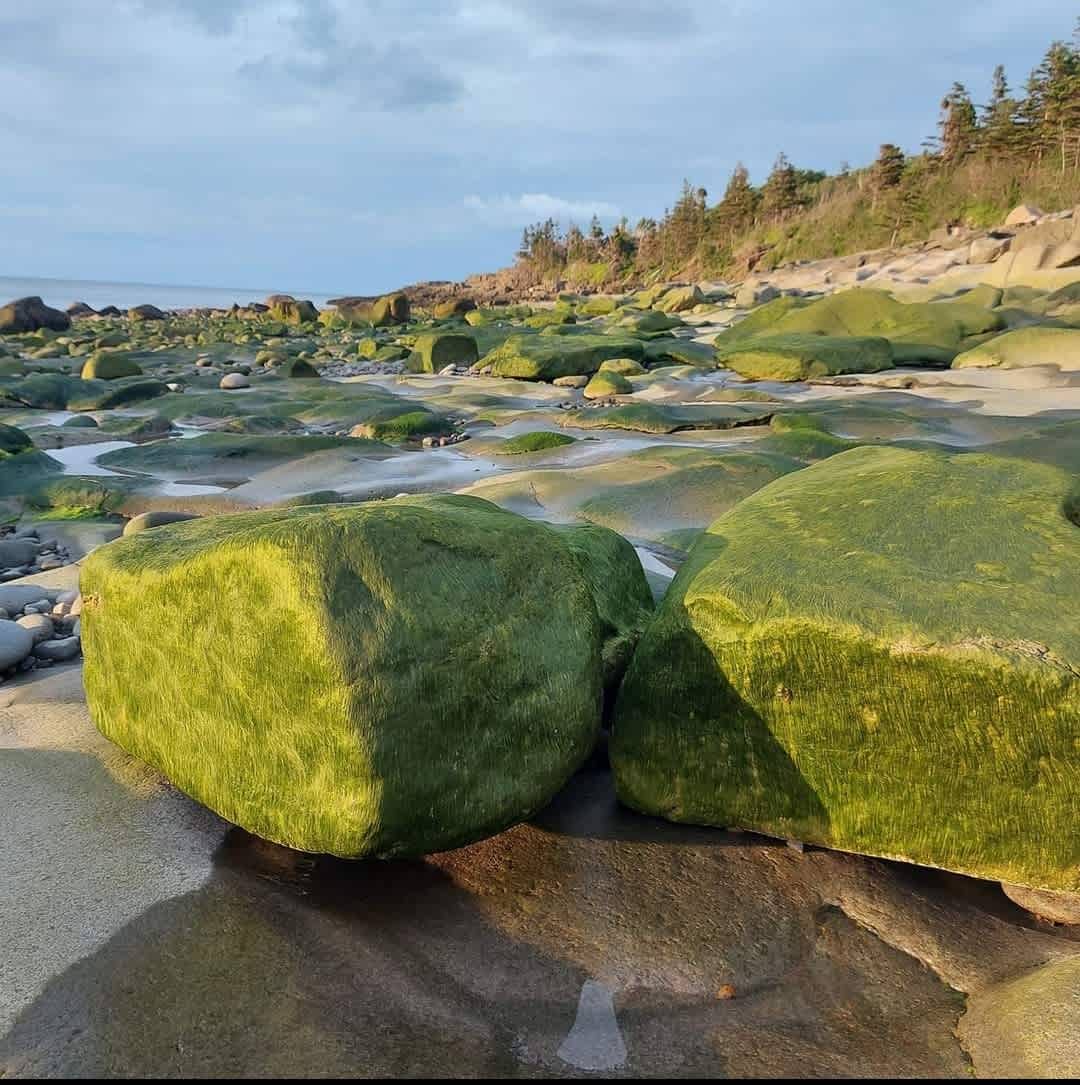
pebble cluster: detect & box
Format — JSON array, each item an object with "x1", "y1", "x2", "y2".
[
  {"x1": 0, "y1": 585, "x2": 83, "y2": 679},
  {"x1": 0, "y1": 527, "x2": 74, "y2": 582}
]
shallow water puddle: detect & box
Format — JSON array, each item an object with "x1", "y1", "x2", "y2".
[
  {"x1": 45, "y1": 440, "x2": 135, "y2": 476},
  {"x1": 45, "y1": 438, "x2": 226, "y2": 496}
]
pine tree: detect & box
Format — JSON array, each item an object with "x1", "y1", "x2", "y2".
[
  {"x1": 565, "y1": 223, "x2": 587, "y2": 263},
  {"x1": 937, "y1": 83, "x2": 979, "y2": 165},
  {"x1": 980, "y1": 65, "x2": 1021, "y2": 159},
  {"x1": 714, "y1": 162, "x2": 758, "y2": 236},
  {"x1": 761, "y1": 152, "x2": 800, "y2": 220},
  {"x1": 589, "y1": 214, "x2": 605, "y2": 242},
  {"x1": 870, "y1": 144, "x2": 906, "y2": 205}
]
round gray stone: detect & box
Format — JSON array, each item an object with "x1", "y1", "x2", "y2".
[{"x1": 0, "y1": 620, "x2": 34, "y2": 669}]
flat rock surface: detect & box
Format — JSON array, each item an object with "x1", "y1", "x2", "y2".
[{"x1": 1, "y1": 664, "x2": 1078, "y2": 1078}]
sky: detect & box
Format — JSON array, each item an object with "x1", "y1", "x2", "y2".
[{"x1": 1, "y1": 0, "x2": 1074, "y2": 295}]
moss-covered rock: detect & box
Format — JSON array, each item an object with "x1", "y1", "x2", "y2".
[
  {"x1": 0, "y1": 422, "x2": 33, "y2": 458},
  {"x1": 81, "y1": 351, "x2": 144, "y2": 381},
  {"x1": 584, "y1": 370, "x2": 633, "y2": 398},
  {"x1": 524, "y1": 308, "x2": 576, "y2": 329},
  {"x1": 612, "y1": 446, "x2": 1080, "y2": 891},
  {"x1": 433, "y1": 297, "x2": 477, "y2": 319},
  {"x1": 494, "y1": 431, "x2": 577, "y2": 455},
  {"x1": 612, "y1": 310, "x2": 683, "y2": 336},
  {"x1": 552, "y1": 522, "x2": 653, "y2": 693},
  {"x1": 715, "y1": 333, "x2": 894, "y2": 381},
  {"x1": 718, "y1": 288, "x2": 1003, "y2": 366},
  {"x1": 484, "y1": 334, "x2": 644, "y2": 381},
  {"x1": 81, "y1": 495, "x2": 647, "y2": 857},
  {"x1": 579, "y1": 296, "x2": 619, "y2": 316},
  {"x1": 279, "y1": 357, "x2": 320, "y2": 378},
  {"x1": 654, "y1": 285, "x2": 704, "y2": 313},
  {"x1": 598, "y1": 357, "x2": 646, "y2": 376},
  {"x1": 370, "y1": 293, "x2": 410, "y2": 327},
  {"x1": 952, "y1": 326, "x2": 1080, "y2": 370},
  {"x1": 413, "y1": 332, "x2": 479, "y2": 374},
  {"x1": 268, "y1": 297, "x2": 319, "y2": 325},
  {"x1": 643, "y1": 337, "x2": 717, "y2": 368},
  {"x1": 560, "y1": 402, "x2": 772, "y2": 434},
  {"x1": 69, "y1": 378, "x2": 169, "y2": 411},
  {"x1": 351, "y1": 408, "x2": 451, "y2": 442}
]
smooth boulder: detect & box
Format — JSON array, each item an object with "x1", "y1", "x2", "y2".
[
  {"x1": 81, "y1": 495, "x2": 650, "y2": 858},
  {"x1": 0, "y1": 620, "x2": 33, "y2": 669},
  {"x1": 0, "y1": 296, "x2": 71, "y2": 333},
  {"x1": 715, "y1": 333, "x2": 894, "y2": 380},
  {"x1": 952, "y1": 326, "x2": 1080, "y2": 371},
  {"x1": 484, "y1": 334, "x2": 645, "y2": 381},
  {"x1": 612, "y1": 446, "x2": 1080, "y2": 891}
]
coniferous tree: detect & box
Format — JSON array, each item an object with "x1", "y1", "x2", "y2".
[
  {"x1": 762, "y1": 152, "x2": 800, "y2": 220},
  {"x1": 937, "y1": 83, "x2": 979, "y2": 164},
  {"x1": 870, "y1": 144, "x2": 906, "y2": 206},
  {"x1": 714, "y1": 162, "x2": 758, "y2": 236},
  {"x1": 980, "y1": 65, "x2": 1021, "y2": 160}
]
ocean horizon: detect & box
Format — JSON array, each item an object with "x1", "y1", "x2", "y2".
[{"x1": 0, "y1": 274, "x2": 350, "y2": 314}]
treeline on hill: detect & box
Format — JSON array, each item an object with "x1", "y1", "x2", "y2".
[{"x1": 513, "y1": 23, "x2": 1080, "y2": 290}]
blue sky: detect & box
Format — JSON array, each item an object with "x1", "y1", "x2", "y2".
[{"x1": 1, "y1": 0, "x2": 1074, "y2": 295}]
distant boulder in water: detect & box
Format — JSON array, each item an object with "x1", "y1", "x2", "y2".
[
  {"x1": 66, "y1": 301, "x2": 98, "y2": 318},
  {"x1": 128, "y1": 303, "x2": 168, "y2": 321},
  {"x1": 0, "y1": 295, "x2": 72, "y2": 333}
]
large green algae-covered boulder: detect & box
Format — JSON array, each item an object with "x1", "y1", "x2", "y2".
[
  {"x1": 82, "y1": 495, "x2": 649, "y2": 857},
  {"x1": 612, "y1": 446, "x2": 1080, "y2": 890},
  {"x1": 718, "y1": 288, "x2": 1003, "y2": 366},
  {"x1": 484, "y1": 333, "x2": 645, "y2": 381},
  {"x1": 80, "y1": 350, "x2": 144, "y2": 381},
  {"x1": 952, "y1": 326, "x2": 1080, "y2": 371},
  {"x1": 412, "y1": 332, "x2": 479, "y2": 373},
  {"x1": 714, "y1": 332, "x2": 894, "y2": 381}
]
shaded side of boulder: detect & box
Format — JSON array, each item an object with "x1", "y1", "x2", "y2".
[
  {"x1": 412, "y1": 332, "x2": 479, "y2": 374},
  {"x1": 371, "y1": 293, "x2": 411, "y2": 326}
]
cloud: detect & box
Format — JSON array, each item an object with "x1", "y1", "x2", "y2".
[
  {"x1": 464, "y1": 193, "x2": 622, "y2": 226},
  {"x1": 238, "y1": 0, "x2": 464, "y2": 109},
  {"x1": 140, "y1": 0, "x2": 258, "y2": 35}
]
